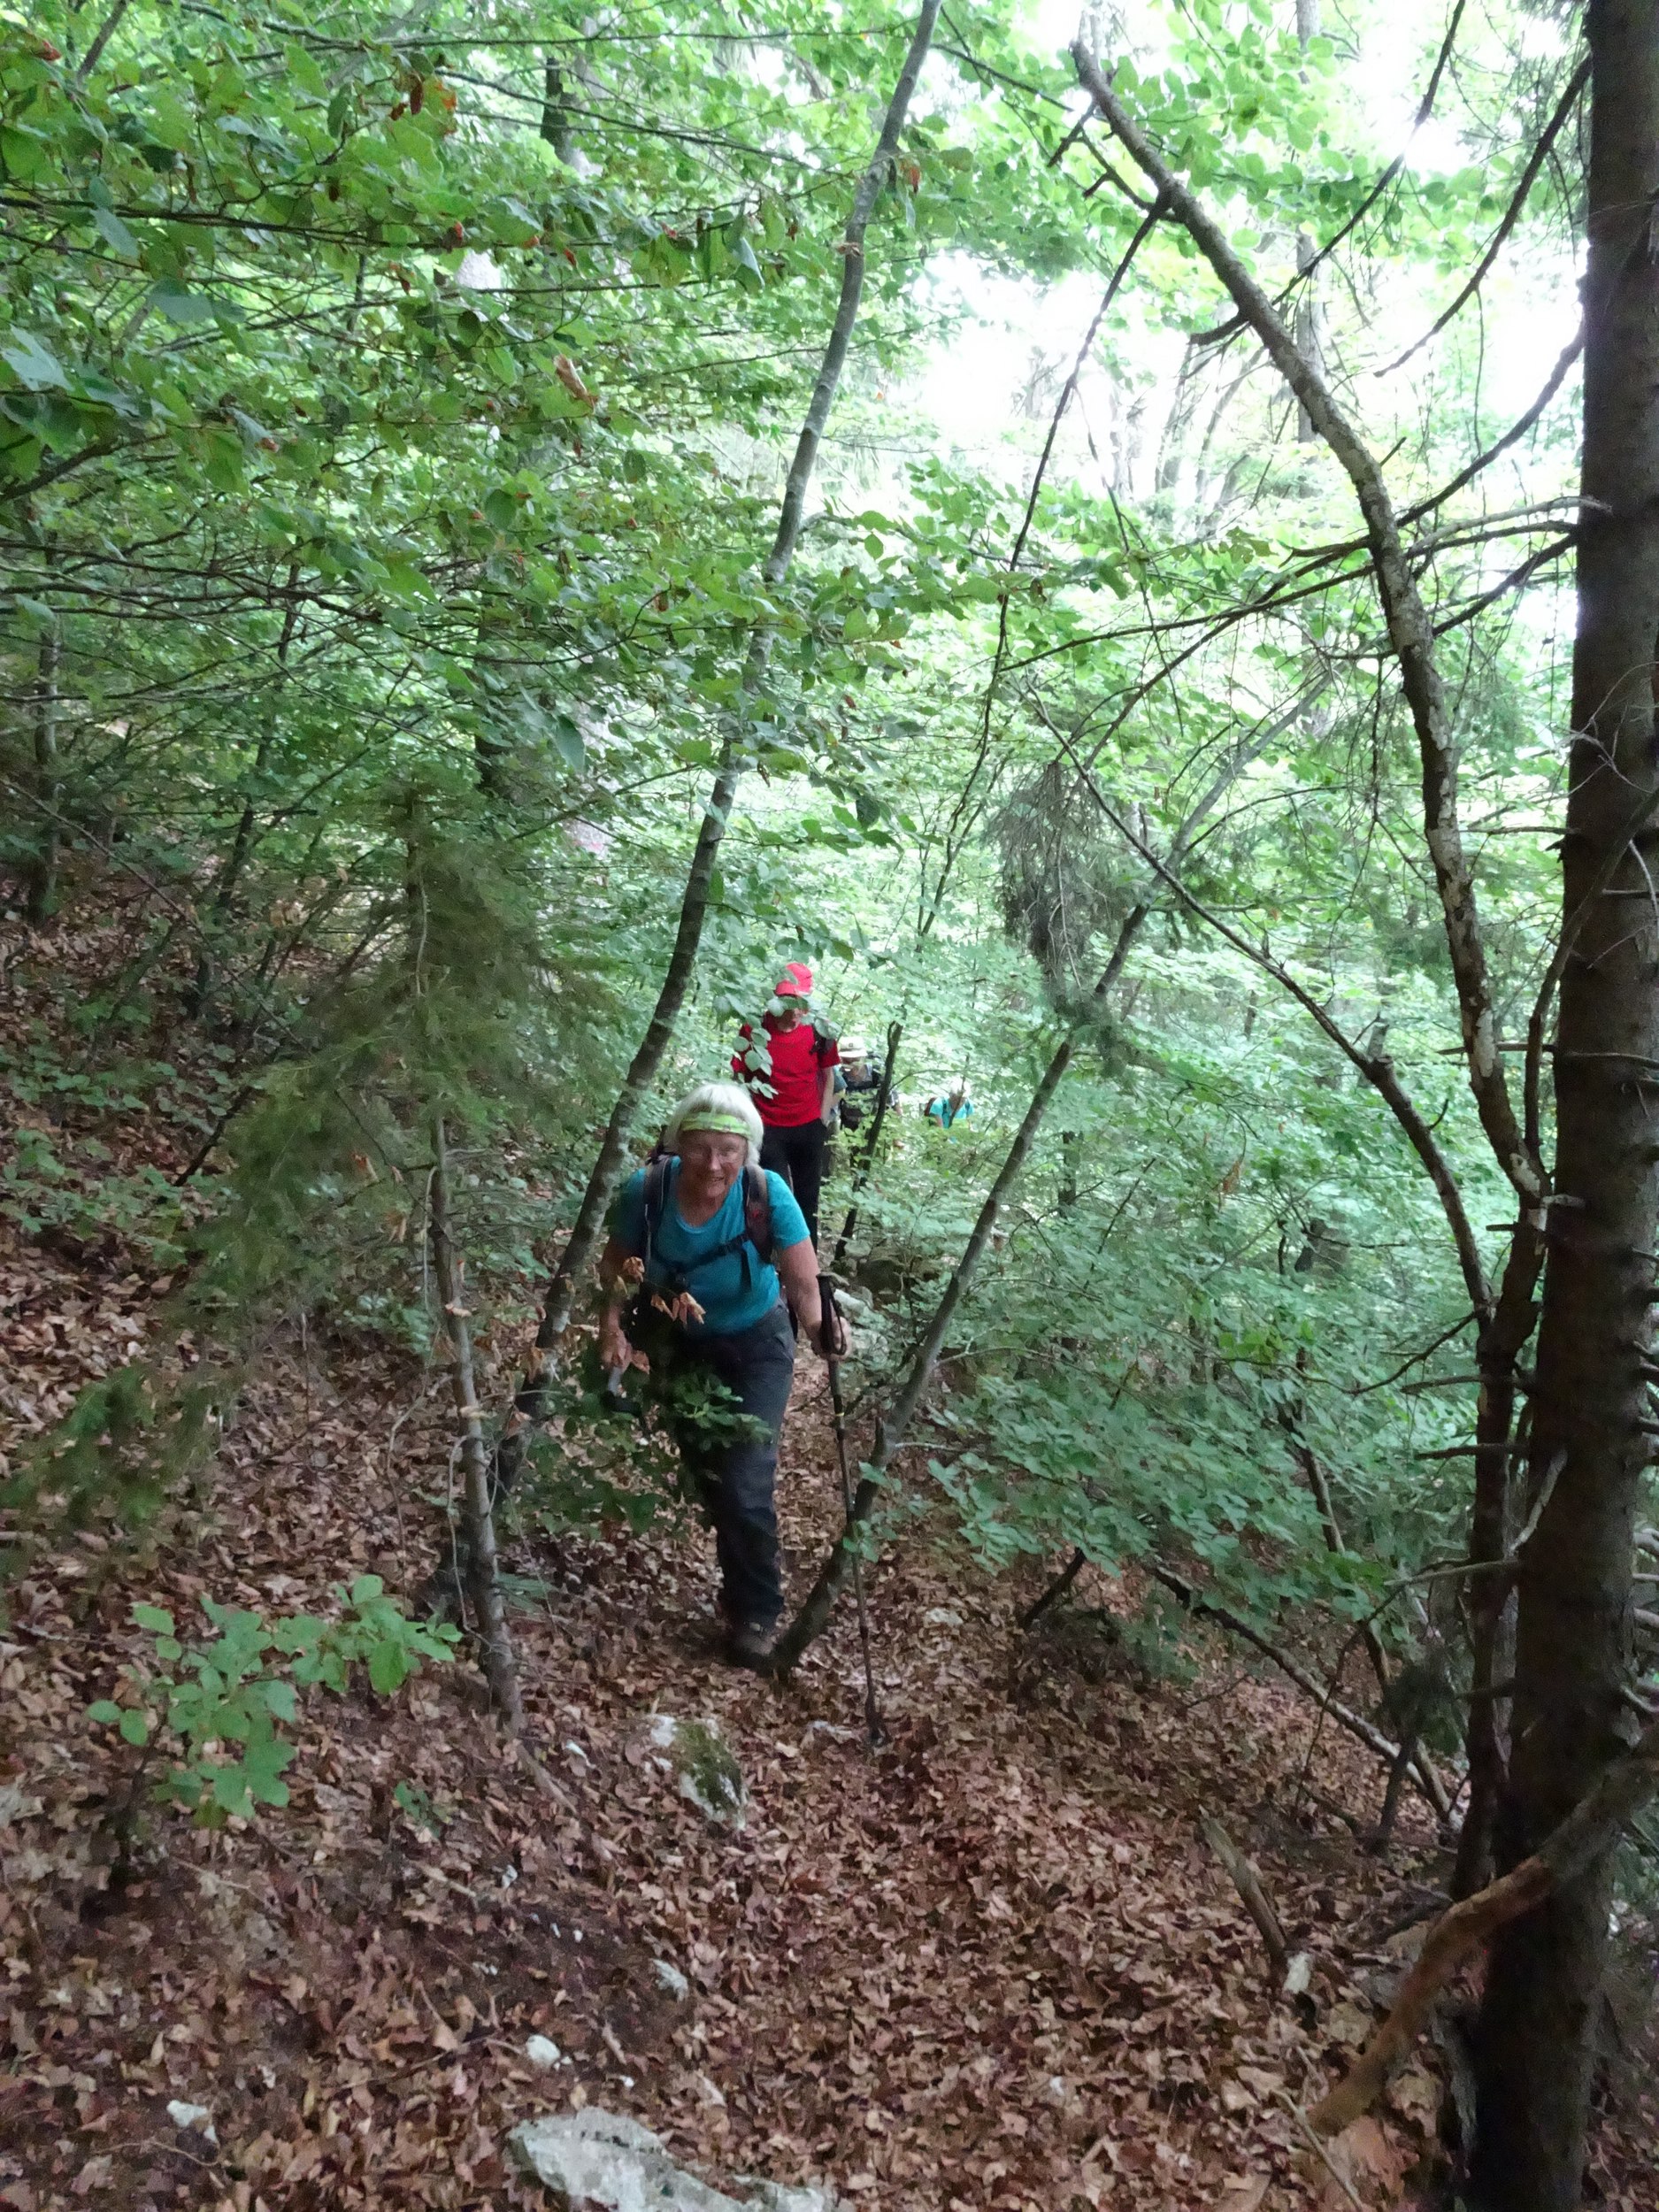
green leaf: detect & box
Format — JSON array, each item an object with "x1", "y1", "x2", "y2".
[
  {"x1": 211, "y1": 1766, "x2": 252, "y2": 1816},
  {"x1": 0, "y1": 125, "x2": 48, "y2": 184},
  {"x1": 551, "y1": 712, "x2": 584, "y2": 770},
  {"x1": 146, "y1": 88, "x2": 196, "y2": 153},
  {"x1": 119, "y1": 1709, "x2": 150, "y2": 1747},
  {"x1": 349, "y1": 1574, "x2": 385, "y2": 1606},
  {"x1": 284, "y1": 42, "x2": 328, "y2": 99},
  {"x1": 150, "y1": 282, "x2": 216, "y2": 326},
  {"x1": 1, "y1": 331, "x2": 68, "y2": 393},
  {"x1": 92, "y1": 207, "x2": 139, "y2": 260},
  {"x1": 367, "y1": 1639, "x2": 411, "y2": 1694},
  {"x1": 87, "y1": 1700, "x2": 122, "y2": 1724},
  {"x1": 132, "y1": 1602, "x2": 175, "y2": 1634}
]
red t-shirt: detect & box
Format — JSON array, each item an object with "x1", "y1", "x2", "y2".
[{"x1": 733, "y1": 1017, "x2": 839, "y2": 1128}]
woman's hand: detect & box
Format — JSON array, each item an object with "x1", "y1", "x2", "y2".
[{"x1": 599, "y1": 1307, "x2": 647, "y2": 1377}]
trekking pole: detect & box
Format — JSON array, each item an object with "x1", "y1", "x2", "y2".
[{"x1": 818, "y1": 1275, "x2": 886, "y2": 1746}]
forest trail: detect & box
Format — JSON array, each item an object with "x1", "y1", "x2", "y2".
[{"x1": 13, "y1": 1211, "x2": 1642, "y2": 2212}]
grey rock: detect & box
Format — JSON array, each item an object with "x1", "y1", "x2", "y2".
[
  {"x1": 652, "y1": 1957, "x2": 691, "y2": 2001},
  {"x1": 507, "y1": 2110, "x2": 842, "y2": 2211},
  {"x1": 646, "y1": 1714, "x2": 746, "y2": 1827}
]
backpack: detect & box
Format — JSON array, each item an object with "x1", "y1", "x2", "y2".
[{"x1": 641, "y1": 1156, "x2": 773, "y2": 1299}]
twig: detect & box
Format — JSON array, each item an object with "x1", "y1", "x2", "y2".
[{"x1": 1280, "y1": 2093, "x2": 1365, "y2": 2207}]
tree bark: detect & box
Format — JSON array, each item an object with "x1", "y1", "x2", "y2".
[
  {"x1": 1071, "y1": 41, "x2": 1543, "y2": 1212},
  {"x1": 1200, "y1": 1812, "x2": 1288, "y2": 1979},
  {"x1": 828, "y1": 1019, "x2": 903, "y2": 1271},
  {"x1": 23, "y1": 617, "x2": 60, "y2": 926},
  {"x1": 1472, "y1": 9, "x2": 1659, "y2": 2205},
  {"x1": 429, "y1": 1115, "x2": 523, "y2": 1732},
  {"x1": 491, "y1": 0, "x2": 942, "y2": 1488},
  {"x1": 1146, "y1": 1558, "x2": 1452, "y2": 1820}
]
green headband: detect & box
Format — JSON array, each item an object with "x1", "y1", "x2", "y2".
[{"x1": 678, "y1": 1109, "x2": 752, "y2": 1139}]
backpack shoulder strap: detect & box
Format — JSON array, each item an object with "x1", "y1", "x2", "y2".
[
  {"x1": 641, "y1": 1156, "x2": 671, "y2": 1271},
  {"x1": 743, "y1": 1163, "x2": 773, "y2": 1264}
]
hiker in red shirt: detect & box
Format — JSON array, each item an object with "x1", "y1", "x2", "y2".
[{"x1": 732, "y1": 962, "x2": 840, "y2": 1248}]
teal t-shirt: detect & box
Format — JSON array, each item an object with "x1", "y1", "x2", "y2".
[{"x1": 608, "y1": 1162, "x2": 810, "y2": 1336}]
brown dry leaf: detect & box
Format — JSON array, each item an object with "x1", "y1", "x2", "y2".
[
  {"x1": 1323, "y1": 1997, "x2": 1374, "y2": 2050},
  {"x1": 4, "y1": 925, "x2": 1655, "y2": 2212},
  {"x1": 1389, "y1": 2064, "x2": 1440, "y2": 2130},
  {"x1": 1216, "y1": 2179, "x2": 1270, "y2": 2212},
  {"x1": 1304, "y1": 2115, "x2": 1413, "y2": 2209}
]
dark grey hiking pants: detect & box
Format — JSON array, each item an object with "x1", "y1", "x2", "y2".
[
  {"x1": 760, "y1": 1118, "x2": 826, "y2": 1248},
  {"x1": 663, "y1": 1302, "x2": 795, "y2": 1628}
]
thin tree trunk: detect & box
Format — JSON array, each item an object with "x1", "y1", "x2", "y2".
[
  {"x1": 772, "y1": 906, "x2": 1147, "y2": 1672},
  {"x1": 1146, "y1": 1558, "x2": 1453, "y2": 1818},
  {"x1": 1473, "y1": 10, "x2": 1659, "y2": 2205},
  {"x1": 187, "y1": 568, "x2": 302, "y2": 1018},
  {"x1": 1071, "y1": 42, "x2": 1544, "y2": 1213},
  {"x1": 829, "y1": 1019, "x2": 902, "y2": 1271},
  {"x1": 492, "y1": 0, "x2": 943, "y2": 1489},
  {"x1": 24, "y1": 618, "x2": 60, "y2": 926},
  {"x1": 1070, "y1": 45, "x2": 1581, "y2": 1895},
  {"x1": 429, "y1": 1114, "x2": 523, "y2": 1732},
  {"x1": 1455, "y1": 1224, "x2": 1545, "y2": 1893},
  {"x1": 540, "y1": 58, "x2": 573, "y2": 163}
]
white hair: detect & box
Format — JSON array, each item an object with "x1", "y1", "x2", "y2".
[{"x1": 663, "y1": 1080, "x2": 764, "y2": 1167}]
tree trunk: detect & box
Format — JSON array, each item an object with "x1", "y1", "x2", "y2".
[
  {"x1": 772, "y1": 906, "x2": 1147, "y2": 1671},
  {"x1": 828, "y1": 1019, "x2": 903, "y2": 1271},
  {"x1": 491, "y1": 0, "x2": 943, "y2": 1487},
  {"x1": 429, "y1": 1114, "x2": 523, "y2": 1731},
  {"x1": 1454, "y1": 1223, "x2": 1546, "y2": 1894},
  {"x1": 23, "y1": 618, "x2": 60, "y2": 926},
  {"x1": 1472, "y1": 9, "x2": 1659, "y2": 2205}
]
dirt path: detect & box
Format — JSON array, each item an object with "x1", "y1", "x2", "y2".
[{"x1": 3, "y1": 1256, "x2": 1654, "y2": 2211}]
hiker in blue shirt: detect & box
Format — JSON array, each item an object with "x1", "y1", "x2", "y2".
[
  {"x1": 923, "y1": 1077, "x2": 973, "y2": 1130},
  {"x1": 598, "y1": 1082, "x2": 844, "y2": 1668}
]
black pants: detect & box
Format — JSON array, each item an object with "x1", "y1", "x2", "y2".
[
  {"x1": 653, "y1": 1302, "x2": 796, "y2": 1629},
  {"x1": 761, "y1": 1118, "x2": 826, "y2": 1248}
]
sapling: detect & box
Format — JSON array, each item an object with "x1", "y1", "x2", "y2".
[{"x1": 88, "y1": 1579, "x2": 457, "y2": 1842}]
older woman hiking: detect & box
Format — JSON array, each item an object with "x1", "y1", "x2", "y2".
[
  {"x1": 732, "y1": 961, "x2": 841, "y2": 1248},
  {"x1": 597, "y1": 1082, "x2": 844, "y2": 1667}
]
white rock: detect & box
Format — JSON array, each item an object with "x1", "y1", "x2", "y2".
[
  {"x1": 645, "y1": 1715, "x2": 746, "y2": 1827},
  {"x1": 525, "y1": 2035, "x2": 564, "y2": 2069},
  {"x1": 507, "y1": 2111, "x2": 842, "y2": 2211},
  {"x1": 166, "y1": 2101, "x2": 217, "y2": 2144},
  {"x1": 652, "y1": 1958, "x2": 690, "y2": 2001},
  {"x1": 924, "y1": 1607, "x2": 964, "y2": 1628}
]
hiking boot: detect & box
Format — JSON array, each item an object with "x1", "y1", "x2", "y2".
[{"x1": 724, "y1": 1617, "x2": 780, "y2": 1671}]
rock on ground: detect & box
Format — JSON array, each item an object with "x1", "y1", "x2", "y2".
[
  {"x1": 645, "y1": 1713, "x2": 747, "y2": 1826},
  {"x1": 508, "y1": 2108, "x2": 841, "y2": 2210}
]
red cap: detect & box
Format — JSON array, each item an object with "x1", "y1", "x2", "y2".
[{"x1": 775, "y1": 962, "x2": 814, "y2": 999}]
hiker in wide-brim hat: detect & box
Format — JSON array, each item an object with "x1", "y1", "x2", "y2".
[{"x1": 597, "y1": 1081, "x2": 845, "y2": 1667}]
